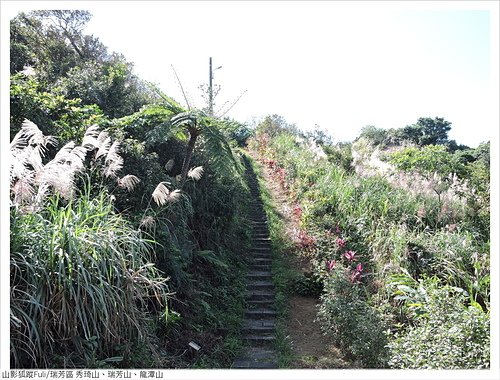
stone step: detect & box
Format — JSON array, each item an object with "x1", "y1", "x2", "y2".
[
  {"x1": 252, "y1": 258, "x2": 272, "y2": 265},
  {"x1": 245, "y1": 308, "x2": 277, "y2": 319},
  {"x1": 250, "y1": 217, "x2": 267, "y2": 221},
  {"x1": 250, "y1": 249, "x2": 271, "y2": 256},
  {"x1": 251, "y1": 255, "x2": 272, "y2": 261},
  {"x1": 252, "y1": 240, "x2": 271, "y2": 249},
  {"x1": 232, "y1": 359, "x2": 277, "y2": 369},
  {"x1": 249, "y1": 264, "x2": 272, "y2": 271},
  {"x1": 242, "y1": 335, "x2": 276, "y2": 346},
  {"x1": 246, "y1": 299, "x2": 275, "y2": 308},
  {"x1": 253, "y1": 237, "x2": 271, "y2": 242},
  {"x1": 246, "y1": 280, "x2": 274, "y2": 291},
  {"x1": 253, "y1": 245, "x2": 271, "y2": 251},
  {"x1": 246, "y1": 290, "x2": 275, "y2": 301},
  {"x1": 253, "y1": 233, "x2": 270, "y2": 239},
  {"x1": 250, "y1": 212, "x2": 265, "y2": 216},
  {"x1": 243, "y1": 319, "x2": 276, "y2": 333},
  {"x1": 253, "y1": 233, "x2": 270, "y2": 238},
  {"x1": 246, "y1": 271, "x2": 273, "y2": 281},
  {"x1": 251, "y1": 246, "x2": 271, "y2": 252}
]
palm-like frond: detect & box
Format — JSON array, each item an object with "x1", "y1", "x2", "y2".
[{"x1": 201, "y1": 119, "x2": 243, "y2": 177}]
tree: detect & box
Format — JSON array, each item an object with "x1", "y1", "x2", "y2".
[
  {"x1": 255, "y1": 114, "x2": 298, "y2": 138},
  {"x1": 306, "y1": 124, "x2": 333, "y2": 146},
  {"x1": 357, "y1": 125, "x2": 388, "y2": 146},
  {"x1": 398, "y1": 117, "x2": 452, "y2": 147},
  {"x1": 171, "y1": 111, "x2": 238, "y2": 185},
  {"x1": 10, "y1": 11, "x2": 157, "y2": 118}
]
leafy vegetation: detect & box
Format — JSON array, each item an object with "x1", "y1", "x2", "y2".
[
  {"x1": 10, "y1": 10, "x2": 252, "y2": 369},
  {"x1": 249, "y1": 114, "x2": 490, "y2": 369},
  {"x1": 9, "y1": 9, "x2": 490, "y2": 370}
]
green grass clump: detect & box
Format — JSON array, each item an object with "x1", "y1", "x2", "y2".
[{"x1": 10, "y1": 191, "x2": 170, "y2": 368}]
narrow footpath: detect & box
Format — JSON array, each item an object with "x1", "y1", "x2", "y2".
[{"x1": 232, "y1": 160, "x2": 278, "y2": 369}]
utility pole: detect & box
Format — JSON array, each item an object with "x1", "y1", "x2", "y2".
[
  {"x1": 209, "y1": 57, "x2": 213, "y2": 116},
  {"x1": 208, "y1": 57, "x2": 222, "y2": 117}
]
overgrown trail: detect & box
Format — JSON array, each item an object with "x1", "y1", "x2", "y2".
[{"x1": 232, "y1": 160, "x2": 278, "y2": 369}]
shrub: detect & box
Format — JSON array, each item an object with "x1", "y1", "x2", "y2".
[
  {"x1": 387, "y1": 281, "x2": 490, "y2": 369},
  {"x1": 317, "y1": 267, "x2": 388, "y2": 367}
]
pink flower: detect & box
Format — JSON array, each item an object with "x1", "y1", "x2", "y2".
[
  {"x1": 335, "y1": 225, "x2": 341, "y2": 234},
  {"x1": 350, "y1": 270, "x2": 361, "y2": 283},
  {"x1": 350, "y1": 263, "x2": 364, "y2": 283},
  {"x1": 326, "y1": 259, "x2": 336, "y2": 271},
  {"x1": 343, "y1": 250, "x2": 357, "y2": 262},
  {"x1": 336, "y1": 238, "x2": 346, "y2": 248}
]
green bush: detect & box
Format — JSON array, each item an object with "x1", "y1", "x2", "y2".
[
  {"x1": 317, "y1": 267, "x2": 388, "y2": 367},
  {"x1": 387, "y1": 281, "x2": 489, "y2": 369}
]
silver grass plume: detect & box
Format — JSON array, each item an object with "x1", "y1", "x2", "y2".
[
  {"x1": 152, "y1": 182, "x2": 171, "y2": 206},
  {"x1": 82, "y1": 124, "x2": 100, "y2": 149},
  {"x1": 140, "y1": 216, "x2": 156, "y2": 229},
  {"x1": 95, "y1": 132, "x2": 111, "y2": 159},
  {"x1": 187, "y1": 166, "x2": 204, "y2": 181},
  {"x1": 118, "y1": 174, "x2": 140, "y2": 192}
]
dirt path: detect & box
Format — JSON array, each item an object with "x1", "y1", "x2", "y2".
[{"x1": 254, "y1": 152, "x2": 352, "y2": 369}]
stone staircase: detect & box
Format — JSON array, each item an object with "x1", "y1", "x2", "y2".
[{"x1": 232, "y1": 162, "x2": 278, "y2": 369}]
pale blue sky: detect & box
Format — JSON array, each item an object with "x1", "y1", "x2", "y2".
[
  {"x1": 2, "y1": 1, "x2": 498, "y2": 147},
  {"x1": 83, "y1": 1, "x2": 497, "y2": 147}
]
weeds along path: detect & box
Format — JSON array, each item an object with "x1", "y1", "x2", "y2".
[
  {"x1": 250, "y1": 151, "x2": 352, "y2": 369},
  {"x1": 232, "y1": 159, "x2": 278, "y2": 369}
]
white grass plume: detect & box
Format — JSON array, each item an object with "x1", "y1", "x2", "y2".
[
  {"x1": 187, "y1": 166, "x2": 204, "y2": 181},
  {"x1": 106, "y1": 141, "x2": 121, "y2": 163},
  {"x1": 103, "y1": 155, "x2": 124, "y2": 178},
  {"x1": 82, "y1": 124, "x2": 100, "y2": 149},
  {"x1": 152, "y1": 182, "x2": 171, "y2": 206},
  {"x1": 168, "y1": 189, "x2": 182, "y2": 203},
  {"x1": 118, "y1": 174, "x2": 140, "y2": 192},
  {"x1": 140, "y1": 216, "x2": 156, "y2": 229}
]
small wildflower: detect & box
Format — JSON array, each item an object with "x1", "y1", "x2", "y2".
[
  {"x1": 326, "y1": 259, "x2": 336, "y2": 271},
  {"x1": 344, "y1": 250, "x2": 357, "y2": 262},
  {"x1": 336, "y1": 238, "x2": 346, "y2": 248},
  {"x1": 350, "y1": 263, "x2": 364, "y2": 283}
]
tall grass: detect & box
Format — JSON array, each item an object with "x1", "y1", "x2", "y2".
[
  {"x1": 11, "y1": 189, "x2": 170, "y2": 367},
  {"x1": 10, "y1": 121, "x2": 170, "y2": 367}
]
